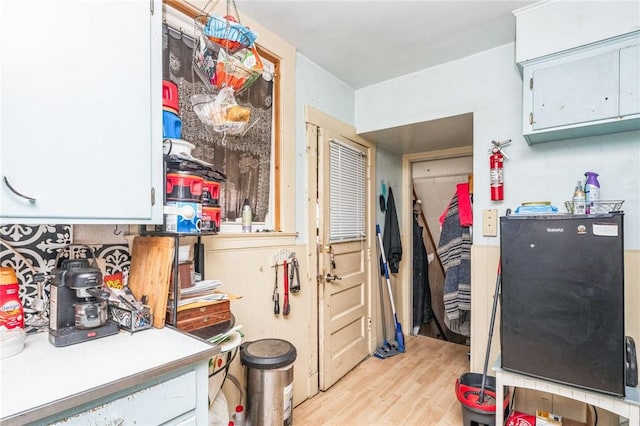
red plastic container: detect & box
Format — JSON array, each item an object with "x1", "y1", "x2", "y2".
[
  {"x1": 162, "y1": 80, "x2": 179, "y2": 113},
  {"x1": 0, "y1": 267, "x2": 24, "y2": 330},
  {"x1": 202, "y1": 205, "x2": 221, "y2": 232},
  {"x1": 202, "y1": 180, "x2": 221, "y2": 206},
  {"x1": 166, "y1": 172, "x2": 203, "y2": 202}
]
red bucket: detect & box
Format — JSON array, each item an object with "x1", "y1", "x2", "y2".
[
  {"x1": 162, "y1": 80, "x2": 179, "y2": 113},
  {"x1": 166, "y1": 172, "x2": 203, "y2": 202},
  {"x1": 455, "y1": 373, "x2": 509, "y2": 426}
]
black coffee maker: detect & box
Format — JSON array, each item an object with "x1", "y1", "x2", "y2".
[{"x1": 49, "y1": 250, "x2": 119, "y2": 347}]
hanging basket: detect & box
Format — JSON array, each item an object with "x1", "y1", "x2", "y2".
[
  {"x1": 214, "y1": 46, "x2": 263, "y2": 92},
  {"x1": 193, "y1": 21, "x2": 264, "y2": 95},
  {"x1": 195, "y1": 14, "x2": 257, "y2": 54},
  {"x1": 191, "y1": 88, "x2": 251, "y2": 136}
]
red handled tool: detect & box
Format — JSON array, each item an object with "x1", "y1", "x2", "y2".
[{"x1": 283, "y1": 259, "x2": 291, "y2": 316}]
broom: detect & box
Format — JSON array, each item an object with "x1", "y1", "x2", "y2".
[{"x1": 376, "y1": 224, "x2": 405, "y2": 354}]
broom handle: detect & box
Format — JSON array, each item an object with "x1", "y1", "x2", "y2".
[{"x1": 479, "y1": 261, "x2": 502, "y2": 403}]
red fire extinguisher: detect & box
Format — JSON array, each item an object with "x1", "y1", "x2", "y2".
[
  {"x1": 489, "y1": 139, "x2": 511, "y2": 201},
  {"x1": 490, "y1": 149, "x2": 504, "y2": 201}
]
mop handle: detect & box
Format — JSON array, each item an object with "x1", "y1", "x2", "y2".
[
  {"x1": 376, "y1": 225, "x2": 397, "y2": 314},
  {"x1": 479, "y1": 260, "x2": 502, "y2": 403}
]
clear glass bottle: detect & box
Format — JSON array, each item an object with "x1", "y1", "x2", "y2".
[{"x1": 572, "y1": 180, "x2": 586, "y2": 215}]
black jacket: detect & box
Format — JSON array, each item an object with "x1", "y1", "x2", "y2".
[{"x1": 382, "y1": 187, "x2": 402, "y2": 274}]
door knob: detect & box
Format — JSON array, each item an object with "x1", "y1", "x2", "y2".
[{"x1": 325, "y1": 273, "x2": 342, "y2": 283}]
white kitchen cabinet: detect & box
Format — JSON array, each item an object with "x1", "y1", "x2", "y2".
[
  {"x1": 0, "y1": 0, "x2": 163, "y2": 224},
  {"x1": 512, "y1": 0, "x2": 640, "y2": 64},
  {"x1": 530, "y1": 50, "x2": 619, "y2": 131},
  {"x1": 521, "y1": 32, "x2": 640, "y2": 144},
  {"x1": 50, "y1": 371, "x2": 198, "y2": 426},
  {"x1": 0, "y1": 328, "x2": 217, "y2": 425},
  {"x1": 620, "y1": 44, "x2": 640, "y2": 117}
]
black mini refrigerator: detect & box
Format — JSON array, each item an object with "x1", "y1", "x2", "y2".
[{"x1": 500, "y1": 212, "x2": 625, "y2": 396}]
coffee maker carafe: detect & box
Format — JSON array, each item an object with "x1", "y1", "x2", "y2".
[{"x1": 49, "y1": 256, "x2": 119, "y2": 347}]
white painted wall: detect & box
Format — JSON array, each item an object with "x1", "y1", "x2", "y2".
[
  {"x1": 295, "y1": 53, "x2": 355, "y2": 243},
  {"x1": 356, "y1": 43, "x2": 640, "y2": 250}
]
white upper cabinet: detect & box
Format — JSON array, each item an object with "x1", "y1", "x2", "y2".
[
  {"x1": 521, "y1": 33, "x2": 640, "y2": 144},
  {"x1": 0, "y1": 0, "x2": 162, "y2": 224},
  {"x1": 620, "y1": 44, "x2": 640, "y2": 117},
  {"x1": 513, "y1": 0, "x2": 640, "y2": 144}
]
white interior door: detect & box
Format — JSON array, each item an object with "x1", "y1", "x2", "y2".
[{"x1": 315, "y1": 123, "x2": 373, "y2": 391}]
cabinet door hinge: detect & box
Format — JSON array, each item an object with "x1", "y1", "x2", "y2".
[
  {"x1": 150, "y1": 0, "x2": 154, "y2": 15},
  {"x1": 529, "y1": 112, "x2": 534, "y2": 125},
  {"x1": 529, "y1": 78, "x2": 533, "y2": 90},
  {"x1": 151, "y1": 187, "x2": 156, "y2": 206}
]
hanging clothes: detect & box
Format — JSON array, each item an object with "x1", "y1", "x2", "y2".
[
  {"x1": 382, "y1": 187, "x2": 402, "y2": 274},
  {"x1": 412, "y1": 210, "x2": 434, "y2": 329},
  {"x1": 437, "y1": 184, "x2": 472, "y2": 337}
]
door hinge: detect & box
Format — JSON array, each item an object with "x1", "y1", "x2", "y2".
[
  {"x1": 529, "y1": 77, "x2": 533, "y2": 90},
  {"x1": 150, "y1": 0, "x2": 154, "y2": 15},
  {"x1": 529, "y1": 112, "x2": 534, "y2": 125},
  {"x1": 151, "y1": 187, "x2": 156, "y2": 206}
]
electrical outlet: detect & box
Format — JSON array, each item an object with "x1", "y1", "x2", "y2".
[{"x1": 483, "y1": 209, "x2": 498, "y2": 237}]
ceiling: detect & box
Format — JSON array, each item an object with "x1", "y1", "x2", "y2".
[{"x1": 232, "y1": 0, "x2": 537, "y2": 154}]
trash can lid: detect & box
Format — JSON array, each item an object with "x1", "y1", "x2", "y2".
[{"x1": 241, "y1": 338, "x2": 297, "y2": 369}]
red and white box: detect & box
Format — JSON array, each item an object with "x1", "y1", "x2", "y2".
[{"x1": 506, "y1": 410, "x2": 536, "y2": 426}]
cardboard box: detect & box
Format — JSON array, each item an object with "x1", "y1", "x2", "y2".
[{"x1": 537, "y1": 410, "x2": 562, "y2": 426}]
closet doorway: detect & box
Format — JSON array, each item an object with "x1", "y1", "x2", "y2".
[{"x1": 405, "y1": 149, "x2": 473, "y2": 345}]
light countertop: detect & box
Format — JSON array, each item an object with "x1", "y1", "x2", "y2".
[{"x1": 0, "y1": 327, "x2": 219, "y2": 425}]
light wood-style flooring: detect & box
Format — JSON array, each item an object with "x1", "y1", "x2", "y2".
[{"x1": 294, "y1": 335, "x2": 470, "y2": 425}]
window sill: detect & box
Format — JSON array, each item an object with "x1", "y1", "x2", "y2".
[{"x1": 201, "y1": 231, "x2": 298, "y2": 251}]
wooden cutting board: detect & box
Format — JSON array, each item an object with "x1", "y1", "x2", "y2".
[{"x1": 128, "y1": 236, "x2": 175, "y2": 328}]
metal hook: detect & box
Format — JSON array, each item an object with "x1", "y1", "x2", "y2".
[{"x1": 114, "y1": 225, "x2": 122, "y2": 236}]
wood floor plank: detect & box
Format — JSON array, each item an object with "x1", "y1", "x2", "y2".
[{"x1": 294, "y1": 335, "x2": 470, "y2": 425}]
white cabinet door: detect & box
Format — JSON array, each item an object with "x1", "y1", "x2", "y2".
[
  {"x1": 0, "y1": 0, "x2": 162, "y2": 224},
  {"x1": 521, "y1": 32, "x2": 640, "y2": 144},
  {"x1": 531, "y1": 50, "x2": 619, "y2": 130},
  {"x1": 620, "y1": 44, "x2": 640, "y2": 117}
]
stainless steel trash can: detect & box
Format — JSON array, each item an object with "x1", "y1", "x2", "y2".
[{"x1": 241, "y1": 339, "x2": 297, "y2": 426}]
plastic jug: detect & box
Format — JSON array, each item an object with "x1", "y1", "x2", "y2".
[{"x1": 0, "y1": 267, "x2": 24, "y2": 330}]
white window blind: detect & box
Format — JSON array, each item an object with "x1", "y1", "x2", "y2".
[{"x1": 329, "y1": 139, "x2": 366, "y2": 242}]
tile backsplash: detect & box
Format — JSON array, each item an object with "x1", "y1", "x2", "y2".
[{"x1": 0, "y1": 224, "x2": 130, "y2": 330}]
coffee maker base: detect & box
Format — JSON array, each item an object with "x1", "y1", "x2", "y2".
[{"x1": 49, "y1": 320, "x2": 120, "y2": 347}]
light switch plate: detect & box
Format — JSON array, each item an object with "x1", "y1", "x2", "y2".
[{"x1": 483, "y1": 209, "x2": 498, "y2": 237}]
